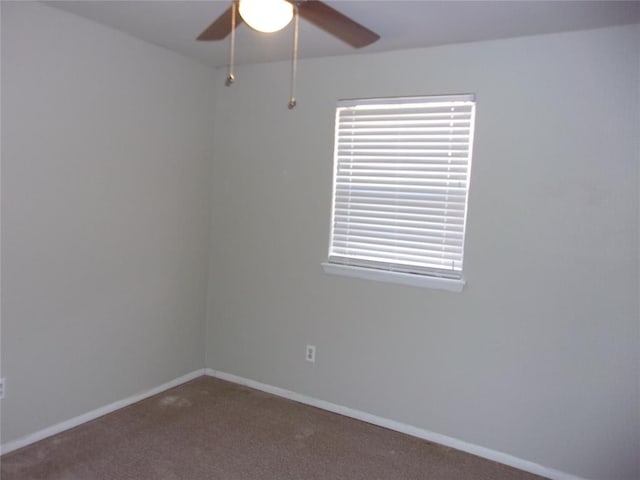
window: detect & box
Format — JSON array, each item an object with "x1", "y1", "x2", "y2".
[{"x1": 323, "y1": 94, "x2": 476, "y2": 292}]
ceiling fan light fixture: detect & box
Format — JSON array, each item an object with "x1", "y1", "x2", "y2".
[{"x1": 238, "y1": 0, "x2": 294, "y2": 33}]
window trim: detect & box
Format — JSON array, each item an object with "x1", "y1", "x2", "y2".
[
  {"x1": 324, "y1": 93, "x2": 475, "y2": 292},
  {"x1": 321, "y1": 262, "x2": 465, "y2": 292}
]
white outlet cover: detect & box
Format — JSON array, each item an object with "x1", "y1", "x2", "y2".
[{"x1": 306, "y1": 345, "x2": 316, "y2": 363}]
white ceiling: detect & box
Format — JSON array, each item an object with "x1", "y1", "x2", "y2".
[{"x1": 47, "y1": 1, "x2": 640, "y2": 68}]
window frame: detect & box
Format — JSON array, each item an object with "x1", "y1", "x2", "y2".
[{"x1": 322, "y1": 94, "x2": 476, "y2": 292}]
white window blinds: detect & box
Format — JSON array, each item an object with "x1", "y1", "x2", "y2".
[{"x1": 328, "y1": 94, "x2": 476, "y2": 280}]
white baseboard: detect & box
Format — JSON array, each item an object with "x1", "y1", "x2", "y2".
[
  {"x1": 0, "y1": 369, "x2": 205, "y2": 456},
  {"x1": 205, "y1": 368, "x2": 588, "y2": 480}
]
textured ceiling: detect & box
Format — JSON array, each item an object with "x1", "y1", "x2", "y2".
[{"x1": 47, "y1": 1, "x2": 640, "y2": 67}]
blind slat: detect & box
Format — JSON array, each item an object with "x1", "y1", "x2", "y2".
[
  {"x1": 328, "y1": 254, "x2": 462, "y2": 274},
  {"x1": 333, "y1": 229, "x2": 464, "y2": 244},
  {"x1": 333, "y1": 208, "x2": 466, "y2": 222},
  {"x1": 333, "y1": 222, "x2": 465, "y2": 239},
  {"x1": 335, "y1": 188, "x2": 467, "y2": 199}
]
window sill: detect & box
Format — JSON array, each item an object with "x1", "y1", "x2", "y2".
[{"x1": 321, "y1": 263, "x2": 465, "y2": 293}]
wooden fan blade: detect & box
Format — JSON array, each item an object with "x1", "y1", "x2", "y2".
[
  {"x1": 297, "y1": 1, "x2": 379, "y2": 48},
  {"x1": 197, "y1": 5, "x2": 244, "y2": 41}
]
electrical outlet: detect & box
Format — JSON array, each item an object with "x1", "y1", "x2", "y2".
[
  {"x1": 305, "y1": 345, "x2": 316, "y2": 363},
  {"x1": 0, "y1": 378, "x2": 5, "y2": 400}
]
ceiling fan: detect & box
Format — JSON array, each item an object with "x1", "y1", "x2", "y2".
[
  {"x1": 197, "y1": 0, "x2": 380, "y2": 49},
  {"x1": 196, "y1": 0, "x2": 379, "y2": 108}
]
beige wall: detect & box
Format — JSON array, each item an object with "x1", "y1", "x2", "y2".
[
  {"x1": 205, "y1": 25, "x2": 640, "y2": 480},
  {"x1": 1, "y1": 2, "x2": 215, "y2": 443}
]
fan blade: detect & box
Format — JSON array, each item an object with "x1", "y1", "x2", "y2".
[
  {"x1": 297, "y1": 1, "x2": 379, "y2": 48},
  {"x1": 197, "y1": 4, "x2": 244, "y2": 41}
]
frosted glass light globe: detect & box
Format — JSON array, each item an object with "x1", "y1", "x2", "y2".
[{"x1": 238, "y1": 0, "x2": 294, "y2": 33}]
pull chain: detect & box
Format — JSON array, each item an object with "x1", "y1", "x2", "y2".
[
  {"x1": 288, "y1": 5, "x2": 299, "y2": 109},
  {"x1": 226, "y1": 1, "x2": 237, "y2": 86}
]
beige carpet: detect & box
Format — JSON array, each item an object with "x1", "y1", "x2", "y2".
[{"x1": 1, "y1": 376, "x2": 548, "y2": 480}]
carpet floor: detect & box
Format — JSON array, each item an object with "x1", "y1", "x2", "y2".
[{"x1": 1, "y1": 376, "x2": 548, "y2": 480}]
